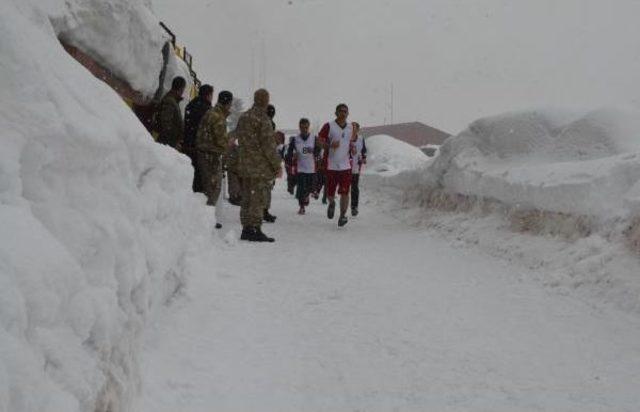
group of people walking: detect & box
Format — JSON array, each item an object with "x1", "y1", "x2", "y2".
[{"x1": 155, "y1": 76, "x2": 367, "y2": 243}]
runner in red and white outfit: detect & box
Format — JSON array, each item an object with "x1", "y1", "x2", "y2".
[{"x1": 318, "y1": 103, "x2": 357, "y2": 227}]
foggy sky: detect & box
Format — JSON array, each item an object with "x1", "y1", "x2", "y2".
[{"x1": 151, "y1": 0, "x2": 640, "y2": 133}]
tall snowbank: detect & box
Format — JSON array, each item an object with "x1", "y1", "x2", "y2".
[
  {"x1": 425, "y1": 109, "x2": 640, "y2": 220},
  {"x1": 0, "y1": 1, "x2": 213, "y2": 411},
  {"x1": 364, "y1": 134, "x2": 430, "y2": 176},
  {"x1": 365, "y1": 110, "x2": 640, "y2": 315},
  {"x1": 49, "y1": 0, "x2": 168, "y2": 98}
]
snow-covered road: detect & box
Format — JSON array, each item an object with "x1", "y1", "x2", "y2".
[{"x1": 139, "y1": 181, "x2": 640, "y2": 412}]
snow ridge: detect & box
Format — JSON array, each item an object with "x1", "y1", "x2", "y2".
[
  {"x1": 0, "y1": 1, "x2": 213, "y2": 411},
  {"x1": 368, "y1": 109, "x2": 640, "y2": 315}
]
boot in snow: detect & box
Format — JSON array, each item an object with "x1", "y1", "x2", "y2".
[
  {"x1": 338, "y1": 214, "x2": 348, "y2": 227},
  {"x1": 351, "y1": 207, "x2": 358, "y2": 217},
  {"x1": 240, "y1": 227, "x2": 256, "y2": 241},
  {"x1": 298, "y1": 206, "x2": 306, "y2": 215},
  {"x1": 255, "y1": 227, "x2": 275, "y2": 242},
  {"x1": 263, "y1": 210, "x2": 277, "y2": 223}
]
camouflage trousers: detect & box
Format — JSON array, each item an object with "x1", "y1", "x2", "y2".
[
  {"x1": 265, "y1": 179, "x2": 275, "y2": 210},
  {"x1": 240, "y1": 178, "x2": 271, "y2": 228},
  {"x1": 197, "y1": 152, "x2": 223, "y2": 206},
  {"x1": 227, "y1": 171, "x2": 242, "y2": 201}
]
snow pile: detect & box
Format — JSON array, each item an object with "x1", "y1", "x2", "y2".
[
  {"x1": 364, "y1": 134, "x2": 431, "y2": 176},
  {"x1": 425, "y1": 109, "x2": 640, "y2": 220},
  {"x1": 50, "y1": 0, "x2": 168, "y2": 98},
  {"x1": 0, "y1": 1, "x2": 213, "y2": 411},
  {"x1": 364, "y1": 108, "x2": 640, "y2": 314}
]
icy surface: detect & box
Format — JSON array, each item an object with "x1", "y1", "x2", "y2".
[
  {"x1": 0, "y1": 0, "x2": 213, "y2": 411},
  {"x1": 364, "y1": 134, "x2": 431, "y2": 176},
  {"x1": 427, "y1": 109, "x2": 640, "y2": 218}
]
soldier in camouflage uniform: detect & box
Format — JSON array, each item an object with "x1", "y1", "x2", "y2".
[
  {"x1": 196, "y1": 91, "x2": 234, "y2": 229},
  {"x1": 263, "y1": 104, "x2": 278, "y2": 223},
  {"x1": 157, "y1": 77, "x2": 186, "y2": 149},
  {"x1": 224, "y1": 130, "x2": 242, "y2": 205},
  {"x1": 184, "y1": 84, "x2": 214, "y2": 193},
  {"x1": 236, "y1": 89, "x2": 282, "y2": 242}
]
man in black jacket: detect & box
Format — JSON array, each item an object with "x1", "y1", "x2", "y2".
[{"x1": 184, "y1": 84, "x2": 214, "y2": 192}]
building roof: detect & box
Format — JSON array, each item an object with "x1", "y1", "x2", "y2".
[{"x1": 361, "y1": 122, "x2": 451, "y2": 147}]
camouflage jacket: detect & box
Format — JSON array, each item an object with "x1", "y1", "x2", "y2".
[
  {"x1": 236, "y1": 105, "x2": 281, "y2": 179},
  {"x1": 224, "y1": 131, "x2": 239, "y2": 174},
  {"x1": 157, "y1": 92, "x2": 184, "y2": 148},
  {"x1": 196, "y1": 104, "x2": 228, "y2": 154}
]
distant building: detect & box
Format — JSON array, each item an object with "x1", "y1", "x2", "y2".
[{"x1": 361, "y1": 122, "x2": 451, "y2": 147}]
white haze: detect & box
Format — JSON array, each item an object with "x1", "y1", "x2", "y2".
[{"x1": 151, "y1": 0, "x2": 640, "y2": 133}]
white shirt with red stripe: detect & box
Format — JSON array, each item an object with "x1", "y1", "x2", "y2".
[{"x1": 322, "y1": 120, "x2": 354, "y2": 171}]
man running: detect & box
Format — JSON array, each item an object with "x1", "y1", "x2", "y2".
[
  {"x1": 318, "y1": 103, "x2": 357, "y2": 227},
  {"x1": 284, "y1": 134, "x2": 298, "y2": 195},
  {"x1": 287, "y1": 118, "x2": 321, "y2": 215},
  {"x1": 350, "y1": 122, "x2": 367, "y2": 217}
]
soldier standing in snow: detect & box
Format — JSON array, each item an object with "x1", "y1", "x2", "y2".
[
  {"x1": 287, "y1": 118, "x2": 322, "y2": 215},
  {"x1": 224, "y1": 130, "x2": 242, "y2": 206},
  {"x1": 263, "y1": 104, "x2": 279, "y2": 224},
  {"x1": 318, "y1": 103, "x2": 357, "y2": 227},
  {"x1": 157, "y1": 76, "x2": 186, "y2": 150},
  {"x1": 196, "y1": 91, "x2": 234, "y2": 229},
  {"x1": 350, "y1": 122, "x2": 367, "y2": 217},
  {"x1": 184, "y1": 84, "x2": 214, "y2": 192},
  {"x1": 236, "y1": 89, "x2": 282, "y2": 242}
]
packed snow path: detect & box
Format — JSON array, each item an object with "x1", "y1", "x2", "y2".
[{"x1": 139, "y1": 182, "x2": 640, "y2": 412}]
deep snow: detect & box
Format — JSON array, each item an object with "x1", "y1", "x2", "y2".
[
  {"x1": 0, "y1": 1, "x2": 213, "y2": 411},
  {"x1": 368, "y1": 108, "x2": 640, "y2": 316},
  {"x1": 51, "y1": 0, "x2": 168, "y2": 98},
  {"x1": 3, "y1": 0, "x2": 640, "y2": 411},
  {"x1": 363, "y1": 134, "x2": 431, "y2": 176},
  {"x1": 426, "y1": 108, "x2": 640, "y2": 219}
]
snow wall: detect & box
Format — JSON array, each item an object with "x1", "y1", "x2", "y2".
[
  {"x1": 0, "y1": 1, "x2": 213, "y2": 411},
  {"x1": 363, "y1": 111, "x2": 640, "y2": 315},
  {"x1": 374, "y1": 108, "x2": 640, "y2": 246}
]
